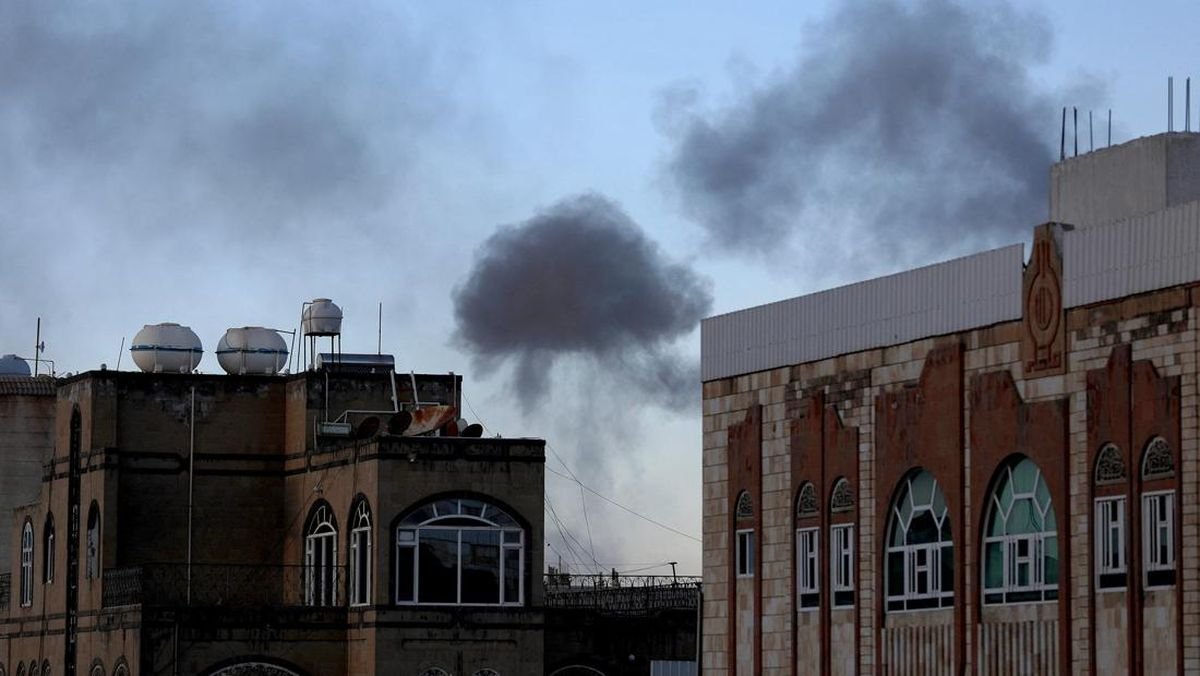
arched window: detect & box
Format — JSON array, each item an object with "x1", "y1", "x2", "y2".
[
  {"x1": 1094, "y1": 443, "x2": 1126, "y2": 484},
  {"x1": 735, "y1": 491, "x2": 753, "y2": 519},
  {"x1": 15, "y1": 664, "x2": 24, "y2": 676},
  {"x1": 473, "y1": 669, "x2": 501, "y2": 676},
  {"x1": 1141, "y1": 437, "x2": 1174, "y2": 480},
  {"x1": 39, "y1": 662, "x2": 49, "y2": 676},
  {"x1": 304, "y1": 502, "x2": 338, "y2": 607},
  {"x1": 20, "y1": 520, "x2": 34, "y2": 606},
  {"x1": 885, "y1": 469, "x2": 953, "y2": 611},
  {"x1": 796, "y1": 482, "x2": 818, "y2": 519},
  {"x1": 43, "y1": 513, "x2": 55, "y2": 584},
  {"x1": 86, "y1": 502, "x2": 101, "y2": 580},
  {"x1": 395, "y1": 497, "x2": 525, "y2": 606},
  {"x1": 982, "y1": 457, "x2": 1058, "y2": 604},
  {"x1": 830, "y1": 477, "x2": 854, "y2": 513},
  {"x1": 88, "y1": 663, "x2": 104, "y2": 676},
  {"x1": 112, "y1": 661, "x2": 128, "y2": 676},
  {"x1": 27, "y1": 663, "x2": 37, "y2": 676},
  {"x1": 349, "y1": 498, "x2": 372, "y2": 606},
  {"x1": 419, "y1": 667, "x2": 450, "y2": 676}
]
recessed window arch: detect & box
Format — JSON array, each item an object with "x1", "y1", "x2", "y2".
[
  {"x1": 39, "y1": 662, "x2": 49, "y2": 676},
  {"x1": 885, "y1": 469, "x2": 953, "y2": 611},
  {"x1": 735, "y1": 490, "x2": 753, "y2": 519},
  {"x1": 1094, "y1": 443, "x2": 1126, "y2": 485},
  {"x1": 419, "y1": 669, "x2": 450, "y2": 676},
  {"x1": 1141, "y1": 437, "x2": 1174, "y2": 480},
  {"x1": 27, "y1": 663, "x2": 36, "y2": 676},
  {"x1": 304, "y1": 501, "x2": 338, "y2": 607},
  {"x1": 473, "y1": 669, "x2": 501, "y2": 676},
  {"x1": 830, "y1": 477, "x2": 854, "y2": 513},
  {"x1": 88, "y1": 661, "x2": 104, "y2": 676},
  {"x1": 86, "y1": 502, "x2": 101, "y2": 580},
  {"x1": 20, "y1": 519, "x2": 34, "y2": 606},
  {"x1": 15, "y1": 663, "x2": 24, "y2": 676},
  {"x1": 395, "y1": 496, "x2": 525, "y2": 606},
  {"x1": 43, "y1": 513, "x2": 55, "y2": 584},
  {"x1": 795, "y1": 482, "x2": 818, "y2": 519},
  {"x1": 982, "y1": 456, "x2": 1058, "y2": 604},
  {"x1": 349, "y1": 496, "x2": 373, "y2": 606}
]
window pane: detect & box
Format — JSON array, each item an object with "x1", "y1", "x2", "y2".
[
  {"x1": 908, "y1": 511, "x2": 939, "y2": 545},
  {"x1": 940, "y1": 546, "x2": 954, "y2": 593},
  {"x1": 886, "y1": 551, "x2": 903, "y2": 598},
  {"x1": 418, "y1": 529, "x2": 459, "y2": 603},
  {"x1": 984, "y1": 541, "x2": 1004, "y2": 590},
  {"x1": 1043, "y1": 536, "x2": 1058, "y2": 585},
  {"x1": 460, "y1": 530, "x2": 501, "y2": 604},
  {"x1": 1008, "y1": 499, "x2": 1039, "y2": 534},
  {"x1": 503, "y1": 548, "x2": 521, "y2": 603},
  {"x1": 397, "y1": 546, "x2": 415, "y2": 602}
]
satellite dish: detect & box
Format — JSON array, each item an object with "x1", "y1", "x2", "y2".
[
  {"x1": 388, "y1": 411, "x2": 412, "y2": 436},
  {"x1": 356, "y1": 416, "x2": 380, "y2": 440}
]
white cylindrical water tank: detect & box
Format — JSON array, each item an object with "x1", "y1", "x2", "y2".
[
  {"x1": 130, "y1": 323, "x2": 203, "y2": 373},
  {"x1": 302, "y1": 298, "x2": 343, "y2": 336},
  {"x1": 0, "y1": 354, "x2": 31, "y2": 377},
  {"x1": 216, "y1": 327, "x2": 289, "y2": 375}
]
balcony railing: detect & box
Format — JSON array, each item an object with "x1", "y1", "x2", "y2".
[
  {"x1": 102, "y1": 564, "x2": 342, "y2": 609},
  {"x1": 544, "y1": 573, "x2": 701, "y2": 613}
]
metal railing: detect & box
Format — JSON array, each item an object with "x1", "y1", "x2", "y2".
[
  {"x1": 102, "y1": 564, "x2": 343, "y2": 609},
  {"x1": 544, "y1": 573, "x2": 701, "y2": 613}
]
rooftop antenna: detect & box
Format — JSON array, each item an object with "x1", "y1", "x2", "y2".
[
  {"x1": 1059, "y1": 107, "x2": 1066, "y2": 161},
  {"x1": 1108, "y1": 109, "x2": 1112, "y2": 147},
  {"x1": 377, "y1": 301, "x2": 383, "y2": 355},
  {"x1": 1089, "y1": 110, "x2": 1094, "y2": 152},
  {"x1": 116, "y1": 336, "x2": 125, "y2": 371},
  {"x1": 1187, "y1": 77, "x2": 1192, "y2": 132},
  {"x1": 34, "y1": 317, "x2": 43, "y2": 377},
  {"x1": 1073, "y1": 107, "x2": 1078, "y2": 157},
  {"x1": 1169, "y1": 76, "x2": 1174, "y2": 132}
]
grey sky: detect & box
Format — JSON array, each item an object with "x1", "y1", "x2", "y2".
[{"x1": 2, "y1": 0, "x2": 1196, "y2": 575}]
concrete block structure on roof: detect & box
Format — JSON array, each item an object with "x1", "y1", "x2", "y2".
[{"x1": 702, "y1": 132, "x2": 1200, "y2": 675}]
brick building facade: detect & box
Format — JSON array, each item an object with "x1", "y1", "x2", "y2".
[{"x1": 700, "y1": 132, "x2": 1200, "y2": 674}]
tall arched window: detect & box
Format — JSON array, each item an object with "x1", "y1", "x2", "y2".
[
  {"x1": 304, "y1": 502, "x2": 338, "y2": 607},
  {"x1": 982, "y1": 456, "x2": 1058, "y2": 604},
  {"x1": 349, "y1": 498, "x2": 372, "y2": 606},
  {"x1": 734, "y1": 490, "x2": 754, "y2": 578},
  {"x1": 395, "y1": 497, "x2": 525, "y2": 606},
  {"x1": 885, "y1": 469, "x2": 953, "y2": 611},
  {"x1": 43, "y1": 513, "x2": 55, "y2": 584},
  {"x1": 20, "y1": 519, "x2": 34, "y2": 606},
  {"x1": 1094, "y1": 444, "x2": 1128, "y2": 590},
  {"x1": 1142, "y1": 437, "x2": 1176, "y2": 588},
  {"x1": 86, "y1": 502, "x2": 101, "y2": 580}
]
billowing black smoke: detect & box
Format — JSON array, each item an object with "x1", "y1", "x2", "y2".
[
  {"x1": 664, "y1": 0, "x2": 1060, "y2": 260},
  {"x1": 453, "y1": 194, "x2": 712, "y2": 411}
]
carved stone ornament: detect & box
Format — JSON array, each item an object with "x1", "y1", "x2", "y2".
[
  {"x1": 1094, "y1": 444, "x2": 1126, "y2": 485},
  {"x1": 796, "y1": 482, "x2": 818, "y2": 518},
  {"x1": 830, "y1": 478, "x2": 854, "y2": 513},
  {"x1": 1022, "y1": 224, "x2": 1065, "y2": 377},
  {"x1": 735, "y1": 491, "x2": 754, "y2": 519},
  {"x1": 1142, "y1": 437, "x2": 1175, "y2": 480}
]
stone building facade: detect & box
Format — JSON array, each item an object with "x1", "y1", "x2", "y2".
[
  {"x1": 700, "y1": 132, "x2": 1200, "y2": 674},
  {"x1": 0, "y1": 349, "x2": 700, "y2": 675}
]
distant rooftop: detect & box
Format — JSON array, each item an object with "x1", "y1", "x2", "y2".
[{"x1": 702, "y1": 133, "x2": 1200, "y2": 382}]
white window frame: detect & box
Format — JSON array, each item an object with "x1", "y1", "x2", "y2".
[
  {"x1": 1143, "y1": 490, "x2": 1175, "y2": 588},
  {"x1": 831, "y1": 524, "x2": 854, "y2": 608},
  {"x1": 304, "y1": 504, "x2": 339, "y2": 607},
  {"x1": 395, "y1": 498, "x2": 525, "y2": 606},
  {"x1": 796, "y1": 527, "x2": 819, "y2": 610},
  {"x1": 1094, "y1": 496, "x2": 1126, "y2": 590},
  {"x1": 735, "y1": 529, "x2": 755, "y2": 578},
  {"x1": 349, "y1": 501, "x2": 372, "y2": 607},
  {"x1": 885, "y1": 472, "x2": 954, "y2": 612},
  {"x1": 20, "y1": 521, "x2": 34, "y2": 607}
]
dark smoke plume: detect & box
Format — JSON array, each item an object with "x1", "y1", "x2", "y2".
[
  {"x1": 664, "y1": 0, "x2": 1059, "y2": 259},
  {"x1": 453, "y1": 194, "x2": 712, "y2": 411}
]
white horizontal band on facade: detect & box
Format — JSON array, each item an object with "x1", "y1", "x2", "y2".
[{"x1": 702, "y1": 199, "x2": 1200, "y2": 382}]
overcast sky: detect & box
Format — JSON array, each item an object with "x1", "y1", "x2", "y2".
[{"x1": 2, "y1": 0, "x2": 1196, "y2": 576}]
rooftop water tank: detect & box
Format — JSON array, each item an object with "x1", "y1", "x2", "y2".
[
  {"x1": 302, "y1": 298, "x2": 342, "y2": 336},
  {"x1": 216, "y1": 327, "x2": 288, "y2": 375},
  {"x1": 0, "y1": 354, "x2": 31, "y2": 377},
  {"x1": 130, "y1": 323, "x2": 203, "y2": 373}
]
